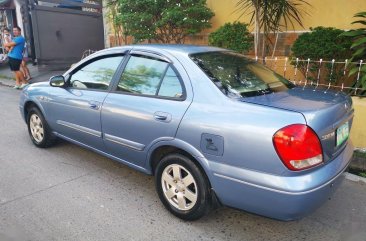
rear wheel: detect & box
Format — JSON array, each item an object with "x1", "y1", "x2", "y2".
[
  {"x1": 155, "y1": 153, "x2": 211, "y2": 220},
  {"x1": 27, "y1": 107, "x2": 56, "y2": 148}
]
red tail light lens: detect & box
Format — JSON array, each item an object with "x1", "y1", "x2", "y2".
[{"x1": 273, "y1": 124, "x2": 323, "y2": 171}]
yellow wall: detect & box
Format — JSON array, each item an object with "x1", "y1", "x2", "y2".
[
  {"x1": 351, "y1": 97, "x2": 366, "y2": 148},
  {"x1": 207, "y1": 0, "x2": 366, "y2": 31}
]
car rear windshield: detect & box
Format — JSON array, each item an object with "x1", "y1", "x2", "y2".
[{"x1": 190, "y1": 51, "x2": 295, "y2": 98}]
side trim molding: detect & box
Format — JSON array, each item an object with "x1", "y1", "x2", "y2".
[
  {"x1": 56, "y1": 120, "x2": 101, "y2": 138},
  {"x1": 104, "y1": 133, "x2": 145, "y2": 151}
]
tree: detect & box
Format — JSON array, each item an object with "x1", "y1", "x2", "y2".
[
  {"x1": 235, "y1": 0, "x2": 310, "y2": 59},
  {"x1": 117, "y1": 0, "x2": 214, "y2": 44},
  {"x1": 106, "y1": 0, "x2": 129, "y2": 46}
]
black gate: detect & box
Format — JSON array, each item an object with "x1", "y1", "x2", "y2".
[{"x1": 25, "y1": 0, "x2": 104, "y2": 69}]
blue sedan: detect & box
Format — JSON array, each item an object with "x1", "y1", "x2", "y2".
[{"x1": 19, "y1": 45, "x2": 354, "y2": 221}]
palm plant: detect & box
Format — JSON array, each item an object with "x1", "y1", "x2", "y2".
[
  {"x1": 235, "y1": 0, "x2": 310, "y2": 59},
  {"x1": 341, "y1": 12, "x2": 366, "y2": 93}
]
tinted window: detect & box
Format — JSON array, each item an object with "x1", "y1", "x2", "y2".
[
  {"x1": 70, "y1": 56, "x2": 123, "y2": 90},
  {"x1": 158, "y1": 67, "x2": 183, "y2": 98},
  {"x1": 190, "y1": 52, "x2": 294, "y2": 98},
  {"x1": 117, "y1": 55, "x2": 167, "y2": 95},
  {"x1": 117, "y1": 55, "x2": 183, "y2": 98}
]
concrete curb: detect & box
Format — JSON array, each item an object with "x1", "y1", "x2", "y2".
[
  {"x1": 344, "y1": 172, "x2": 366, "y2": 184},
  {"x1": 0, "y1": 80, "x2": 14, "y2": 87}
]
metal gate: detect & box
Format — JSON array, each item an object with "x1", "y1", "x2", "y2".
[{"x1": 25, "y1": 0, "x2": 104, "y2": 69}]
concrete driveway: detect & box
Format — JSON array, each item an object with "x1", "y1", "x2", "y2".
[{"x1": 0, "y1": 84, "x2": 365, "y2": 241}]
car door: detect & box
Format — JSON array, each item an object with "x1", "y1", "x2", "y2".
[
  {"x1": 46, "y1": 54, "x2": 124, "y2": 151},
  {"x1": 101, "y1": 51, "x2": 193, "y2": 167}
]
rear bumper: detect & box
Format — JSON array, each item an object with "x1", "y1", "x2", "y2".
[{"x1": 209, "y1": 141, "x2": 354, "y2": 221}]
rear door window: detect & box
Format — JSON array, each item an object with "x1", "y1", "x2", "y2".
[{"x1": 117, "y1": 55, "x2": 184, "y2": 99}]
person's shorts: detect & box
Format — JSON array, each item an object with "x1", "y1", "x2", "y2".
[{"x1": 8, "y1": 57, "x2": 22, "y2": 71}]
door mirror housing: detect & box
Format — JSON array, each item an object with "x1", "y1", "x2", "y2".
[{"x1": 49, "y1": 75, "x2": 66, "y2": 87}]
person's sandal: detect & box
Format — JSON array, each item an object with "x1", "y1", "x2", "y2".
[
  {"x1": 20, "y1": 83, "x2": 29, "y2": 89},
  {"x1": 13, "y1": 85, "x2": 20, "y2": 89}
]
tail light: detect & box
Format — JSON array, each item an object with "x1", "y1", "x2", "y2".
[{"x1": 273, "y1": 124, "x2": 323, "y2": 171}]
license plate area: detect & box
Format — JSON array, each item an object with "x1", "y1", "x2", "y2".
[{"x1": 336, "y1": 121, "x2": 349, "y2": 146}]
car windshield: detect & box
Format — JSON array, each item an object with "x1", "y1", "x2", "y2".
[{"x1": 190, "y1": 51, "x2": 295, "y2": 98}]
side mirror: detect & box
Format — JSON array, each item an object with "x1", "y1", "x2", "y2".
[{"x1": 49, "y1": 75, "x2": 66, "y2": 87}]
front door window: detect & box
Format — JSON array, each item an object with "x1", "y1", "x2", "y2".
[{"x1": 70, "y1": 56, "x2": 123, "y2": 90}]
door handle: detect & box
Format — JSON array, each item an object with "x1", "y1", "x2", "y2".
[
  {"x1": 154, "y1": 111, "x2": 172, "y2": 122},
  {"x1": 89, "y1": 101, "x2": 101, "y2": 110},
  {"x1": 154, "y1": 114, "x2": 167, "y2": 120}
]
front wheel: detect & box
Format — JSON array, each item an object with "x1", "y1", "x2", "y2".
[
  {"x1": 27, "y1": 107, "x2": 56, "y2": 148},
  {"x1": 155, "y1": 153, "x2": 212, "y2": 220}
]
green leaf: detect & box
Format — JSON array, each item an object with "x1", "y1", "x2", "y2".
[
  {"x1": 361, "y1": 75, "x2": 366, "y2": 88},
  {"x1": 340, "y1": 30, "x2": 365, "y2": 37},
  {"x1": 354, "y1": 12, "x2": 366, "y2": 18},
  {"x1": 352, "y1": 47, "x2": 366, "y2": 58},
  {"x1": 351, "y1": 37, "x2": 366, "y2": 49},
  {"x1": 351, "y1": 20, "x2": 366, "y2": 25},
  {"x1": 349, "y1": 67, "x2": 360, "y2": 76}
]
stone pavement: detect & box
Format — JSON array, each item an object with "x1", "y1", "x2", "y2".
[{"x1": 0, "y1": 62, "x2": 64, "y2": 87}]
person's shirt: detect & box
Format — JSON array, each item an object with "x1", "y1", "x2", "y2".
[{"x1": 8, "y1": 35, "x2": 25, "y2": 60}]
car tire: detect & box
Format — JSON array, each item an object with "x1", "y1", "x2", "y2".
[
  {"x1": 27, "y1": 107, "x2": 56, "y2": 148},
  {"x1": 155, "y1": 153, "x2": 212, "y2": 220}
]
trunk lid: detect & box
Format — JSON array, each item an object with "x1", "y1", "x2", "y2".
[{"x1": 241, "y1": 87, "x2": 354, "y2": 162}]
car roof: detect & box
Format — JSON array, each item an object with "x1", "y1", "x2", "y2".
[{"x1": 105, "y1": 44, "x2": 228, "y2": 55}]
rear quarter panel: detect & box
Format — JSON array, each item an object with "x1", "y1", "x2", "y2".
[
  {"x1": 174, "y1": 53, "x2": 306, "y2": 176},
  {"x1": 176, "y1": 99, "x2": 306, "y2": 176}
]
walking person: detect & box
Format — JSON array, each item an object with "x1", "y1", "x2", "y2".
[
  {"x1": 3, "y1": 26, "x2": 28, "y2": 89},
  {"x1": 21, "y1": 42, "x2": 32, "y2": 80}
]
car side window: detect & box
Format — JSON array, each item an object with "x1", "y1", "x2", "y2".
[
  {"x1": 69, "y1": 56, "x2": 123, "y2": 90},
  {"x1": 117, "y1": 55, "x2": 183, "y2": 98},
  {"x1": 158, "y1": 67, "x2": 183, "y2": 98}
]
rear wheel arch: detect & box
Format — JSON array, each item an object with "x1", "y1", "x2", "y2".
[
  {"x1": 150, "y1": 145, "x2": 210, "y2": 183},
  {"x1": 151, "y1": 146, "x2": 217, "y2": 220}
]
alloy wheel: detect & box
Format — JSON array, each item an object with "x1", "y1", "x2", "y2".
[
  {"x1": 161, "y1": 164, "x2": 198, "y2": 211},
  {"x1": 29, "y1": 113, "x2": 44, "y2": 143}
]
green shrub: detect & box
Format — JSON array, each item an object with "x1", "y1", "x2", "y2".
[
  {"x1": 208, "y1": 22, "x2": 253, "y2": 53},
  {"x1": 291, "y1": 27, "x2": 353, "y2": 85},
  {"x1": 292, "y1": 27, "x2": 352, "y2": 60}
]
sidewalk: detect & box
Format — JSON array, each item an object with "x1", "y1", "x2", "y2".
[{"x1": 0, "y1": 63, "x2": 64, "y2": 87}]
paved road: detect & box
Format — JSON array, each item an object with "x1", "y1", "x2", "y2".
[{"x1": 0, "y1": 85, "x2": 365, "y2": 241}]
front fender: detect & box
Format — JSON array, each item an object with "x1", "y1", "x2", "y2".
[{"x1": 19, "y1": 89, "x2": 48, "y2": 124}]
